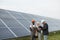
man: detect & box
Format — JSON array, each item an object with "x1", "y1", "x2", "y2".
[
  {"x1": 41, "y1": 20, "x2": 49, "y2": 40},
  {"x1": 30, "y1": 19, "x2": 37, "y2": 40},
  {"x1": 36, "y1": 22, "x2": 42, "y2": 40}
]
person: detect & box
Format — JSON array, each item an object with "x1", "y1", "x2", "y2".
[
  {"x1": 30, "y1": 19, "x2": 37, "y2": 40},
  {"x1": 41, "y1": 20, "x2": 49, "y2": 40},
  {"x1": 36, "y1": 22, "x2": 42, "y2": 40}
]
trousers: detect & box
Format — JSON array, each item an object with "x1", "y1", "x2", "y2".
[
  {"x1": 43, "y1": 35, "x2": 48, "y2": 40},
  {"x1": 38, "y1": 32, "x2": 41, "y2": 40}
]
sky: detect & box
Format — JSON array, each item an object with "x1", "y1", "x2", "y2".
[{"x1": 0, "y1": 0, "x2": 60, "y2": 19}]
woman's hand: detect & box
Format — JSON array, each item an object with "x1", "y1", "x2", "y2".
[{"x1": 38, "y1": 28, "x2": 41, "y2": 30}]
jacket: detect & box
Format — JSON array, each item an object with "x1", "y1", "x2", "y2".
[{"x1": 42, "y1": 23, "x2": 49, "y2": 35}]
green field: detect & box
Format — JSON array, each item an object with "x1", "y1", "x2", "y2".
[{"x1": 5, "y1": 31, "x2": 60, "y2": 40}]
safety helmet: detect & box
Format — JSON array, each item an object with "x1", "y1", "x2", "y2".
[
  {"x1": 32, "y1": 19, "x2": 35, "y2": 22},
  {"x1": 41, "y1": 20, "x2": 45, "y2": 23}
]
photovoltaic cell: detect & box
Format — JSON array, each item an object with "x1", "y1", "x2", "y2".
[
  {"x1": 0, "y1": 9, "x2": 60, "y2": 40},
  {"x1": 0, "y1": 28, "x2": 14, "y2": 39}
]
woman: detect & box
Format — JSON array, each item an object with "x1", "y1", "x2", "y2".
[{"x1": 36, "y1": 22, "x2": 42, "y2": 40}]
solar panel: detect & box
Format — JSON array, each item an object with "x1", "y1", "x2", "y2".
[
  {"x1": 8, "y1": 11, "x2": 30, "y2": 29},
  {"x1": 0, "y1": 20, "x2": 6, "y2": 28},
  {"x1": 0, "y1": 9, "x2": 60, "y2": 40},
  {"x1": 18, "y1": 13, "x2": 34, "y2": 21},
  {"x1": 0, "y1": 28, "x2": 14, "y2": 39},
  {"x1": 10, "y1": 27, "x2": 30, "y2": 37},
  {"x1": 0, "y1": 9, "x2": 30, "y2": 39}
]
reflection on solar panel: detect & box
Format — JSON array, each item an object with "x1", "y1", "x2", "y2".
[{"x1": 0, "y1": 9, "x2": 60, "y2": 40}]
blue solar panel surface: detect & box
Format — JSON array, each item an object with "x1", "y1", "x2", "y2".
[{"x1": 0, "y1": 9, "x2": 60, "y2": 40}]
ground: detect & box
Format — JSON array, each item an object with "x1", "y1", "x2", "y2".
[{"x1": 5, "y1": 31, "x2": 60, "y2": 40}]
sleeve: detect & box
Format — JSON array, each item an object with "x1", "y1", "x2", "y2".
[{"x1": 30, "y1": 25, "x2": 32, "y2": 31}]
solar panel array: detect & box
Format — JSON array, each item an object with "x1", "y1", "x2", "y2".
[{"x1": 0, "y1": 9, "x2": 60, "y2": 40}]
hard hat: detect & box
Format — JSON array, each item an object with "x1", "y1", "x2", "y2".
[
  {"x1": 32, "y1": 19, "x2": 35, "y2": 22},
  {"x1": 41, "y1": 20, "x2": 45, "y2": 23}
]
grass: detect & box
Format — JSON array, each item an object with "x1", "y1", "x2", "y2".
[
  {"x1": 4, "y1": 31, "x2": 60, "y2": 40},
  {"x1": 48, "y1": 31, "x2": 60, "y2": 40}
]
